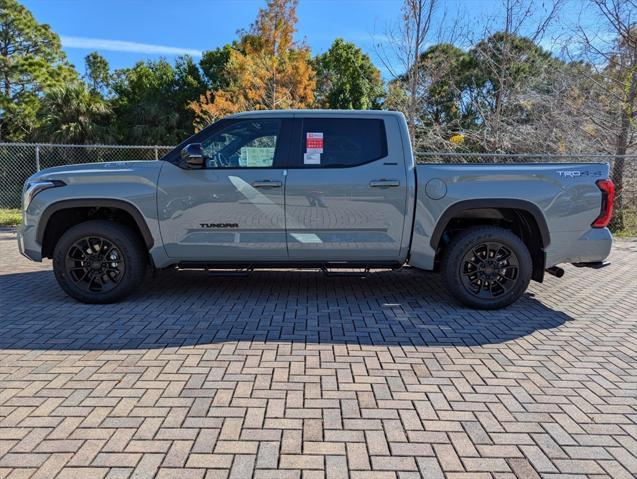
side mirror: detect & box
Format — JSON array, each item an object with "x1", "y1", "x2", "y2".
[{"x1": 180, "y1": 143, "x2": 205, "y2": 169}]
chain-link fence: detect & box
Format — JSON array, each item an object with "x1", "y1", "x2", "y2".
[
  {"x1": 416, "y1": 152, "x2": 637, "y2": 213},
  {"x1": 0, "y1": 143, "x2": 173, "y2": 208},
  {"x1": 1, "y1": 143, "x2": 635, "y2": 216}
]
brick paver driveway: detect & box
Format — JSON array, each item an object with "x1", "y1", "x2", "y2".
[{"x1": 0, "y1": 229, "x2": 636, "y2": 479}]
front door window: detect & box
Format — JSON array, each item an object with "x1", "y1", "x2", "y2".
[{"x1": 201, "y1": 119, "x2": 281, "y2": 168}]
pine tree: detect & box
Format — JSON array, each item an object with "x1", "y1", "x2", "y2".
[{"x1": 0, "y1": 0, "x2": 76, "y2": 140}]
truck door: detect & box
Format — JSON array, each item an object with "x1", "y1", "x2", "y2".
[
  {"x1": 285, "y1": 116, "x2": 409, "y2": 262},
  {"x1": 157, "y1": 118, "x2": 291, "y2": 261}
]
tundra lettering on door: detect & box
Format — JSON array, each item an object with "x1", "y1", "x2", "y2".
[{"x1": 199, "y1": 223, "x2": 239, "y2": 228}]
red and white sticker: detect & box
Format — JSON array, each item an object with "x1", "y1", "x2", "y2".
[
  {"x1": 306, "y1": 132, "x2": 323, "y2": 151},
  {"x1": 305, "y1": 132, "x2": 323, "y2": 164}
]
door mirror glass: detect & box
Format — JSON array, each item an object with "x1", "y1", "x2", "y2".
[{"x1": 180, "y1": 143, "x2": 204, "y2": 169}]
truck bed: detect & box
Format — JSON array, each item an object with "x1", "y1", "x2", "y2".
[{"x1": 408, "y1": 163, "x2": 613, "y2": 270}]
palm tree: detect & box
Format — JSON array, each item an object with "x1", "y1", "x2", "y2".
[{"x1": 38, "y1": 82, "x2": 113, "y2": 144}]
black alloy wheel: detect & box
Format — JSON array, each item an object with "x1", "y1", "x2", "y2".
[
  {"x1": 441, "y1": 226, "x2": 532, "y2": 310},
  {"x1": 64, "y1": 236, "x2": 126, "y2": 293},
  {"x1": 460, "y1": 241, "x2": 519, "y2": 299},
  {"x1": 53, "y1": 220, "x2": 146, "y2": 303}
]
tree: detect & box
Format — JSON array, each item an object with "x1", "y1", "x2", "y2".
[
  {"x1": 37, "y1": 81, "x2": 113, "y2": 144},
  {"x1": 199, "y1": 44, "x2": 234, "y2": 92},
  {"x1": 465, "y1": 32, "x2": 559, "y2": 151},
  {"x1": 0, "y1": 0, "x2": 75, "y2": 140},
  {"x1": 377, "y1": 0, "x2": 438, "y2": 142},
  {"x1": 112, "y1": 57, "x2": 205, "y2": 144},
  {"x1": 392, "y1": 43, "x2": 473, "y2": 151},
  {"x1": 605, "y1": 25, "x2": 637, "y2": 230},
  {"x1": 189, "y1": 0, "x2": 315, "y2": 126},
  {"x1": 313, "y1": 38, "x2": 383, "y2": 110},
  {"x1": 468, "y1": 0, "x2": 562, "y2": 152},
  {"x1": 379, "y1": 0, "x2": 564, "y2": 152},
  {"x1": 84, "y1": 51, "x2": 110, "y2": 95},
  {"x1": 417, "y1": 44, "x2": 471, "y2": 127},
  {"x1": 577, "y1": 0, "x2": 636, "y2": 230},
  {"x1": 558, "y1": 0, "x2": 636, "y2": 229}
]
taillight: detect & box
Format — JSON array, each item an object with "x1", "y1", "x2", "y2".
[{"x1": 592, "y1": 179, "x2": 615, "y2": 228}]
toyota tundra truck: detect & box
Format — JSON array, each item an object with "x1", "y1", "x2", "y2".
[{"x1": 17, "y1": 110, "x2": 614, "y2": 309}]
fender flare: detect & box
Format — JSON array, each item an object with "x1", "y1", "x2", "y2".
[
  {"x1": 36, "y1": 198, "x2": 154, "y2": 249},
  {"x1": 429, "y1": 198, "x2": 550, "y2": 250}
]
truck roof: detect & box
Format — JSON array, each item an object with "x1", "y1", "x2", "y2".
[{"x1": 226, "y1": 109, "x2": 405, "y2": 120}]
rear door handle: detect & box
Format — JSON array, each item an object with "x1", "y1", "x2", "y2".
[
  {"x1": 252, "y1": 180, "x2": 282, "y2": 188},
  {"x1": 369, "y1": 179, "x2": 400, "y2": 187}
]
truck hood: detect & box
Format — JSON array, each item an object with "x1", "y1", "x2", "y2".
[{"x1": 30, "y1": 160, "x2": 164, "y2": 183}]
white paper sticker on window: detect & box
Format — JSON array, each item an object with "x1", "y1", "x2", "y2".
[{"x1": 304, "y1": 152, "x2": 321, "y2": 165}]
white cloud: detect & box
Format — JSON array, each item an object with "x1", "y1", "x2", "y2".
[{"x1": 60, "y1": 36, "x2": 202, "y2": 57}]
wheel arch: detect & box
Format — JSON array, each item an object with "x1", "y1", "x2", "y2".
[
  {"x1": 431, "y1": 199, "x2": 550, "y2": 250},
  {"x1": 431, "y1": 199, "x2": 550, "y2": 282},
  {"x1": 37, "y1": 199, "x2": 154, "y2": 258}
]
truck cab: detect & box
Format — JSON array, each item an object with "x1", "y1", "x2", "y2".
[{"x1": 157, "y1": 110, "x2": 413, "y2": 266}]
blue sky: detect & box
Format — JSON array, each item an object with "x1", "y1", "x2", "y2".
[{"x1": 22, "y1": 0, "x2": 590, "y2": 78}]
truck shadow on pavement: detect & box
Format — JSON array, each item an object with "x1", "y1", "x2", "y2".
[{"x1": 0, "y1": 268, "x2": 573, "y2": 350}]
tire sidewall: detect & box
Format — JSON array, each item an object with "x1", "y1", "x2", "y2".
[
  {"x1": 442, "y1": 227, "x2": 532, "y2": 310},
  {"x1": 53, "y1": 220, "x2": 146, "y2": 303}
]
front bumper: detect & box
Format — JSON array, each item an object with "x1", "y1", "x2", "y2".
[{"x1": 17, "y1": 223, "x2": 42, "y2": 262}]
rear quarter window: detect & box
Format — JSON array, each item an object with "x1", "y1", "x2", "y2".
[{"x1": 301, "y1": 118, "x2": 387, "y2": 168}]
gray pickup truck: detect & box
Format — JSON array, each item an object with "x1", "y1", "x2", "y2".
[{"x1": 18, "y1": 110, "x2": 614, "y2": 309}]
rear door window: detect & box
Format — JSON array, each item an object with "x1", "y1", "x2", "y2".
[{"x1": 300, "y1": 118, "x2": 387, "y2": 168}]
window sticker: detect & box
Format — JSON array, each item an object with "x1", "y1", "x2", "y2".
[
  {"x1": 303, "y1": 152, "x2": 321, "y2": 165},
  {"x1": 306, "y1": 132, "x2": 323, "y2": 151},
  {"x1": 305, "y1": 132, "x2": 323, "y2": 164}
]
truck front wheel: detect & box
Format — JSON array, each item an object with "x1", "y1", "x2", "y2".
[
  {"x1": 441, "y1": 226, "x2": 532, "y2": 310},
  {"x1": 52, "y1": 220, "x2": 147, "y2": 304}
]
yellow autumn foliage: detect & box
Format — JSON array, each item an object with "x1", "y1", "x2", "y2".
[
  {"x1": 449, "y1": 133, "x2": 465, "y2": 145},
  {"x1": 189, "y1": 0, "x2": 315, "y2": 129}
]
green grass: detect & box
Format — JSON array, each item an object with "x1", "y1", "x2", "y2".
[
  {"x1": 0, "y1": 209, "x2": 22, "y2": 227},
  {"x1": 614, "y1": 209, "x2": 637, "y2": 238}
]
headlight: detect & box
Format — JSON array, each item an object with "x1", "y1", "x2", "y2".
[{"x1": 22, "y1": 180, "x2": 65, "y2": 210}]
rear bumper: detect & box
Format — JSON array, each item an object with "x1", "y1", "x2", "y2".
[{"x1": 545, "y1": 227, "x2": 612, "y2": 267}]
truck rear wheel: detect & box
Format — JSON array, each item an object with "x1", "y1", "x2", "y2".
[
  {"x1": 441, "y1": 226, "x2": 532, "y2": 310},
  {"x1": 52, "y1": 220, "x2": 146, "y2": 304}
]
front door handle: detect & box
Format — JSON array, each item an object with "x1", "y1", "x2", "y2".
[
  {"x1": 252, "y1": 180, "x2": 283, "y2": 188},
  {"x1": 369, "y1": 179, "x2": 400, "y2": 187}
]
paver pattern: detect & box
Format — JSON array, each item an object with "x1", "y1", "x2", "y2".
[{"x1": 0, "y1": 229, "x2": 636, "y2": 479}]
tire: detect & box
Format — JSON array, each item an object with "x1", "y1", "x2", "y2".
[
  {"x1": 441, "y1": 226, "x2": 532, "y2": 310},
  {"x1": 53, "y1": 220, "x2": 147, "y2": 304}
]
